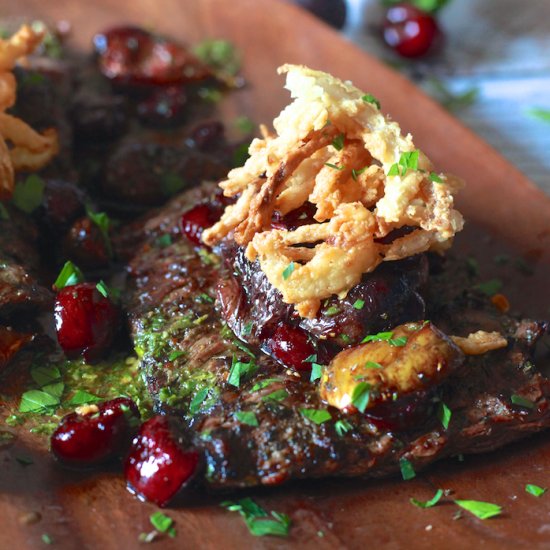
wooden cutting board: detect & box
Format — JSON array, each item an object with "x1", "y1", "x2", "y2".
[{"x1": 1, "y1": 0, "x2": 550, "y2": 548}]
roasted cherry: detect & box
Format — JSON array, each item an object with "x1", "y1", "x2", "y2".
[
  {"x1": 271, "y1": 202, "x2": 317, "y2": 230},
  {"x1": 51, "y1": 397, "x2": 140, "y2": 467},
  {"x1": 64, "y1": 216, "x2": 110, "y2": 269},
  {"x1": 93, "y1": 26, "x2": 210, "y2": 87},
  {"x1": 181, "y1": 202, "x2": 224, "y2": 246},
  {"x1": 40, "y1": 180, "x2": 86, "y2": 233},
  {"x1": 382, "y1": 4, "x2": 440, "y2": 58},
  {"x1": 188, "y1": 121, "x2": 225, "y2": 151},
  {"x1": 266, "y1": 323, "x2": 316, "y2": 372},
  {"x1": 137, "y1": 85, "x2": 187, "y2": 127},
  {"x1": 54, "y1": 282, "x2": 119, "y2": 362},
  {"x1": 124, "y1": 415, "x2": 200, "y2": 507}
]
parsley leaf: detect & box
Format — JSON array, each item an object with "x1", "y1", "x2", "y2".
[
  {"x1": 235, "y1": 411, "x2": 259, "y2": 427},
  {"x1": 54, "y1": 261, "x2": 84, "y2": 289},
  {"x1": 168, "y1": 350, "x2": 186, "y2": 361},
  {"x1": 365, "y1": 361, "x2": 383, "y2": 369},
  {"x1": 399, "y1": 458, "x2": 416, "y2": 480},
  {"x1": 150, "y1": 511, "x2": 176, "y2": 537},
  {"x1": 41, "y1": 534, "x2": 53, "y2": 545},
  {"x1": 221, "y1": 498, "x2": 291, "y2": 537},
  {"x1": 300, "y1": 408, "x2": 332, "y2": 425},
  {"x1": 234, "y1": 116, "x2": 255, "y2": 134},
  {"x1": 351, "y1": 167, "x2": 367, "y2": 181},
  {"x1": 31, "y1": 364, "x2": 61, "y2": 387},
  {"x1": 188, "y1": 388, "x2": 210, "y2": 415},
  {"x1": 389, "y1": 336, "x2": 408, "y2": 347},
  {"x1": 86, "y1": 206, "x2": 113, "y2": 257},
  {"x1": 65, "y1": 390, "x2": 101, "y2": 407},
  {"x1": 525, "y1": 484, "x2": 547, "y2": 497},
  {"x1": 228, "y1": 356, "x2": 257, "y2": 387},
  {"x1": 474, "y1": 279, "x2": 503, "y2": 296},
  {"x1": 310, "y1": 363, "x2": 324, "y2": 382},
  {"x1": 387, "y1": 163, "x2": 400, "y2": 176},
  {"x1": 282, "y1": 262, "x2": 295, "y2": 280},
  {"x1": 429, "y1": 172, "x2": 443, "y2": 183},
  {"x1": 19, "y1": 390, "x2": 59, "y2": 414},
  {"x1": 353, "y1": 299, "x2": 365, "y2": 310},
  {"x1": 410, "y1": 489, "x2": 444, "y2": 508},
  {"x1": 251, "y1": 378, "x2": 281, "y2": 392},
  {"x1": 438, "y1": 402, "x2": 452, "y2": 429},
  {"x1": 324, "y1": 305, "x2": 340, "y2": 316},
  {"x1": 262, "y1": 389, "x2": 289, "y2": 402},
  {"x1": 361, "y1": 331, "x2": 393, "y2": 344},
  {"x1": 351, "y1": 382, "x2": 371, "y2": 413},
  {"x1": 362, "y1": 93, "x2": 381, "y2": 109},
  {"x1": 194, "y1": 39, "x2": 241, "y2": 76},
  {"x1": 454, "y1": 499, "x2": 502, "y2": 520},
  {"x1": 96, "y1": 280, "x2": 110, "y2": 298},
  {"x1": 331, "y1": 134, "x2": 345, "y2": 151},
  {"x1": 510, "y1": 394, "x2": 535, "y2": 409},
  {"x1": 334, "y1": 419, "x2": 353, "y2": 437},
  {"x1": 12, "y1": 174, "x2": 45, "y2": 213},
  {"x1": 324, "y1": 162, "x2": 345, "y2": 171},
  {"x1": 155, "y1": 234, "x2": 172, "y2": 248}
]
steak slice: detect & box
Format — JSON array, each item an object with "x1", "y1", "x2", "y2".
[{"x1": 124, "y1": 185, "x2": 550, "y2": 490}]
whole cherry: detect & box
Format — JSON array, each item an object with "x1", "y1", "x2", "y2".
[
  {"x1": 382, "y1": 3, "x2": 440, "y2": 58},
  {"x1": 180, "y1": 202, "x2": 224, "y2": 247},
  {"x1": 54, "y1": 282, "x2": 119, "y2": 362},
  {"x1": 51, "y1": 397, "x2": 140, "y2": 467},
  {"x1": 124, "y1": 415, "x2": 200, "y2": 507}
]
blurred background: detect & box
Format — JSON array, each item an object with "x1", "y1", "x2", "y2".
[{"x1": 292, "y1": 0, "x2": 550, "y2": 194}]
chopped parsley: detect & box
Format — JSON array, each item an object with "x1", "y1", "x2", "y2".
[
  {"x1": 324, "y1": 162, "x2": 345, "y2": 171},
  {"x1": 96, "y1": 280, "x2": 110, "y2": 298},
  {"x1": 196, "y1": 292, "x2": 214, "y2": 304},
  {"x1": 194, "y1": 39, "x2": 241, "y2": 76},
  {"x1": 65, "y1": 390, "x2": 101, "y2": 406},
  {"x1": 525, "y1": 484, "x2": 547, "y2": 497},
  {"x1": 454, "y1": 499, "x2": 502, "y2": 520},
  {"x1": 353, "y1": 299, "x2": 365, "y2": 310},
  {"x1": 234, "y1": 116, "x2": 255, "y2": 134},
  {"x1": 410, "y1": 489, "x2": 444, "y2": 508},
  {"x1": 300, "y1": 408, "x2": 332, "y2": 425},
  {"x1": 361, "y1": 331, "x2": 393, "y2": 344},
  {"x1": 365, "y1": 361, "x2": 383, "y2": 369},
  {"x1": 188, "y1": 388, "x2": 209, "y2": 415},
  {"x1": 282, "y1": 262, "x2": 295, "y2": 280},
  {"x1": 16, "y1": 456, "x2": 33, "y2": 466},
  {"x1": 12, "y1": 174, "x2": 45, "y2": 213},
  {"x1": 235, "y1": 411, "x2": 259, "y2": 427},
  {"x1": 351, "y1": 382, "x2": 371, "y2": 413},
  {"x1": 221, "y1": 497, "x2": 291, "y2": 537},
  {"x1": 149, "y1": 511, "x2": 176, "y2": 538},
  {"x1": 262, "y1": 389, "x2": 289, "y2": 402},
  {"x1": 387, "y1": 163, "x2": 400, "y2": 176},
  {"x1": 31, "y1": 364, "x2": 61, "y2": 387},
  {"x1": 242, "y1": 321, "x2": 254, "y2": 336},
  {"x1": 438, "y1": 402, "x2": 452, "y2": 429},
  {"x1": 351, "y1": 167, "x2": 367, "y2": 181},
  {"x1": 399, "y1": 458, "x2": 416, "y2": 480},
  {"x1": 54, "y1": 261, "x2": 84, "y2": 289},
  {"x1": 387, "y1": 150, "x2": 420, "y2": 177},
  {"x1": 228, "y1": 356, "x2": 257, "y2": 387},
  {"x1": 168, "y1": 350, "x2": 186, "y2": 361},
  {"x1": 429, "y1": 172, "x2": 443, "y2": 183},
  {"x1": 510, "y1": 394, "x2": 535, "y2": 409},
  {"x1": 310, "y1": 363, "x2": 324, "y2": 382},
  {"x1": 19, "y1": 390, "x2": 60, "y2": 415},
  {"x1": 324, "y1": 305, "x2": 340, "y2": 316},
  {"x1": 86, "y1": 206, "x2": 113, "y2": 257},
  {"x1": 41, "y1": 534, "x2": 53, "y2": 545},
  {"x1": 155, "y1": 234, "x2": 173, "y2": 248},
  {"x1": 474, "y1": 279, "x2": 502, "y2": 296},
  {"x1": 334, "y1": 419, "x2": 353, "y2": 437},
  {"x1": 362, "y1": 93, "x2": 381, "y2": 109},
  {"x1": 340, "y1": 334, "x2": 352, "y2": 345},
  {"x1": 389, "y1": 336, "x2": 408, "y2": 347},
  {"x1": 331, "y1": 134, "x2": 345, "y2": 151},
  {"x1": 251, "y1": 378, "x2": 281, "y2": 392}
]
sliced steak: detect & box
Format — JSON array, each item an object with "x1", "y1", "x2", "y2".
[{"x1": 124, "y1": 184, "x2": 550, "y2": 490}]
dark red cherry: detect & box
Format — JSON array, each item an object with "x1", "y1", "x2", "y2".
[
  {"x1": 54, "y1": 282, "x2": 119, "y2": 362},
  {"x1": 124, "y1": 415, "x2": 200, "y2": 507},
  {"x1": 267, "y1": 323, "x2": 316, "y2": 372},
  {"x1": 383, "y1": 4, "x2": 440, "y2": 58},
  {"x1": 51, "y1": 397, "x2": 140, "y2": 467},
  {"x1": 137, "y1": 86, "x2": 187, "y2": 127},
  {"x1": 64, "y1": 217, "x2": 110, "y2": 269},
  {"x1": 93, "y1": 26, "x2": 211, "y2": 88},
  {"x1": 180, "y1": 202, "x2": 224, "y2": 246},
  {"x1": 188, "y1": 121, "x2": 225, "y2": 151}
]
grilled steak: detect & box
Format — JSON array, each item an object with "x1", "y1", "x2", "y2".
[{"x1": 124, "y1": 184, "x2": 550, "y2": 490}]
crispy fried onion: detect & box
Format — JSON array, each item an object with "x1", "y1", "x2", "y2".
[
  {"x1": 203, "y1": 64, "x2": 464, "y2": 317},
  {"x1": 451, "y1": 331, "x2": 508, "y2": 356},
  {"x1": 0, "y1": 25, "x2": 58, "y2": 200}
]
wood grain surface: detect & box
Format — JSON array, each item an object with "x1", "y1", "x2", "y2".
[{"x1": 1, "y1": 1, "x2": 549, "y2": 549}]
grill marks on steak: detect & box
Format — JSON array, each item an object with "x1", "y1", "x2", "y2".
[{"x1": 124, "y1": 184, "x2": 550, "y2": 490}]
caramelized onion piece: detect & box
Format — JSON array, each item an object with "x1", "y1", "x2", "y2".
[{"x1": 451, "y1": 331, "x2": 507, "y2": 356}]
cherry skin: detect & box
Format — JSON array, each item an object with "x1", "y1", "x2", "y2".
[
  {"x1": 51, "y1": 397, "x2": 140, "y2": 467},
  {"x1": 93, "y1": 26, "x2": 210, "y2": 88},
  {"x1": 267, "y1": 323, "x2": 316, "y2": 372},
  {"x1": 124, "y1": 415, "x2": 200, "y2": 507},
  {"x1": 64, "y1": 216, "x2": 110, "y2": 269},
  {"x1": 383, "y1": 4, "x2": 440, "y2": 58},
  {"x1": 137, "y1": 86, "x2": 187, "y2": 127},
  {"x1": 180, "y1": 202, "x2": 224, "y2": 247},
  {"x1": 54, "y1": 282, "x2": 119, "y2": 362}
]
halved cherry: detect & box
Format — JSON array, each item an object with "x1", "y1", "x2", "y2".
[
  {"x1": 51, "y1": 397, "x2": 140, "y2": 467},
  {"x1": 54, "y1": 282, "x2": 119, "y2": 362},
  {"x1": 266, "y1": 323, "x2": 316, "y2": 372},
  {"x1": 124, "y1": 415, "x2": 200, "y2": 507}
]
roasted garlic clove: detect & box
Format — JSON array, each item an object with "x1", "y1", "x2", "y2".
[{"x1": 319, "y1": 322, "x2": 464, "y2": 411}]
